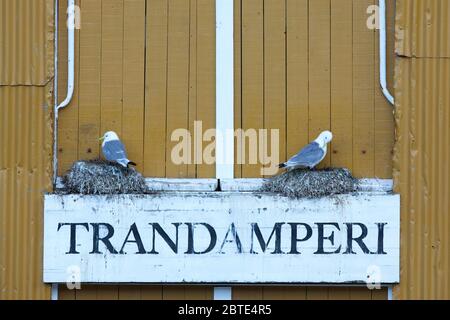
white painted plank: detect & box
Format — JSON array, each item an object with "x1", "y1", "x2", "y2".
[
  {"x1": 216, "y1": 0, "x2": 234, "y2": 179},
  {"x1": 44, "y1": 192, "x2": 400, "y2": 284},
  {"x1": 358, "y1": 179, "x2": 393, "y2": 193},
  {"x1": 146, "y1": 178, "x2": 218, "y2": 192},
  {"x1": 220, "y1": 178, "x2": 267, "y2": 192}
]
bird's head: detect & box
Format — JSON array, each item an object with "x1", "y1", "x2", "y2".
[
  {"x1": 99, "y1": 131, "x2": 119, "y2": 143},
  {"x1": 316, "y1": 131, "x2": 333, "y2": 146}
]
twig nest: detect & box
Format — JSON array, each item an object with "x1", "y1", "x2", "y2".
[
  {"x1": 262, "y1": 168, "x2": 357, "y2": 199},
  {"x1": 63, "y1": 160, "x2": 148, "y2": 195}
]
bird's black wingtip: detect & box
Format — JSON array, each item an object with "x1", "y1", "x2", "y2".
[
  {"x1": 278, "y1": 163, "x2": 286, "y2": 169},
  {"x1": 127, "y1": 161, "x2": 137, "y2": 167}
]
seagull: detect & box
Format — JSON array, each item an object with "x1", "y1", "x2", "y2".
[
  {"x1": 279, "y1": 131, "x2": 333, "y2": 170},
  {"x1": 99, "y1": 131, "x2": 136, "y2": 168}
]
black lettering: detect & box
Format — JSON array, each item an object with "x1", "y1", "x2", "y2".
[
  {"x1": 119, "y1": 223, "x2": 146, "y2": 254},
  {"x1": 219, "y1": 223, "x2": 242, "y2": 253},
  {"x1": 90, "y1": 223, "x2": 118, "y2": 254},
  {"x1": 288, "y1": 223, "x2": 313, "y2": 254},
  {"x1": 376, "y1": 223, "x2": 387, "y2": 254},
  {"x1": 185, "y1": 223, "x2": 217, "y2": 254},
  {"x1": 250, "y1": 223, "x2": 284, "y2": 254},
  {"x1": 57, "y1": 223, "x2": 89, "y2": 254},
  {"x1": 314, "y1": 223, "x2": 342, "y2": 254},
  {"x1": 149, "y1": 223, "x2": 181, "y2": 254},
  {"x1": 344, "y1": 223, "x2": 372, "y2": 254}
]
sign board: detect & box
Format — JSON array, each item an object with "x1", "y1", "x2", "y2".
[{"x1": 44, "y1": 192, "x2": 400, "y2": 284}]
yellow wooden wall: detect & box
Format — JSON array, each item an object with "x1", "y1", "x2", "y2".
[
  {"x1": 234, "y1": 0, "x2": 395, "y2": 178},
  {"x1": 57, "y1": 0, "x2": 216, "y2": 179},
  {"x1": 56, "y1": 0, "x2": 393, "y2": 300}
]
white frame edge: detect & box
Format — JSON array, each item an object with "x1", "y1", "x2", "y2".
[{"x1": 215, "y1": 0, "x2": 234, "y2": 300}]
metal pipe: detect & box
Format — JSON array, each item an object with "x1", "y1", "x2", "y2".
[
  {"x1": 379, "y1": 0, "x2": 395, "y2": 105},
  {"x1": 53, "y1": 0, "x2": 75, "y2": 186},
  {"x1": 51, "y1": 284, "x2": 59, "y2": 300},
  {"x1": 388, "y1": 286, "x2": 393, "y2": 300}
]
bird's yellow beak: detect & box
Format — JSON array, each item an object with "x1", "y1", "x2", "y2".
[{"x1": 99, "y1": 136, "x2": 105, "y2": 141}]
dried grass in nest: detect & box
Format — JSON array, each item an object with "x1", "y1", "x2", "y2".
[
  {"x1": 63, "y1": 160, "x2": 148, "y2": 195},
  {"x1": 262, "y1": 168, "x2": 357, "y2": 199}
]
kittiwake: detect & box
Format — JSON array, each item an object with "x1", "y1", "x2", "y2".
[
  {"x1": 279, "y1": 131, "x2": 333, "y2": 170},
  {"x1": 99, "y1": 131, "x2": 136, "y2": 168}
]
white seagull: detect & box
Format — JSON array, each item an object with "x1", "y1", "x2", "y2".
[
  {"x1": 99, "y1": 131, "x2": 136, "y2": 168},
  {"x1": 279, "y1": 131, "x2": 333, "y2": 170}
]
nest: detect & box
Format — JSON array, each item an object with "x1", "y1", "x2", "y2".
[
  {"x1": 262, "y1": 168, "x2": 357, "y2": 199},
  {"x1": 63, "y1": 160, "x2": 148, "y2": 195}
]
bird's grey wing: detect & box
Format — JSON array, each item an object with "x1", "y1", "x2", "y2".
[
  {"x1": 287, "y1": 142, "x2": 324, "y2": 167},
  {"x1": 102, "y1": 140, "x2": 128, "y2": 161}
]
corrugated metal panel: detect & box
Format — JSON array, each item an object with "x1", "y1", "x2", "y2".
[
  {"x1": 0, "y1": 0, "x2": 53, "y2": 300},
  {"x1": 393, "y1": 57, "x2": 450, "y2": 300},
  {"x1": 0, "y1": 85, "x2": 53, "y2": 299},
  {"x1": 396, "y1": 0, "x2": 450, "y2": 58},
  {"x1": 0, "y1": 0, "x2": 54, "y2": 85},
  {"x1": 393, "y1": 0, "x2": 450, "y2": 299}
]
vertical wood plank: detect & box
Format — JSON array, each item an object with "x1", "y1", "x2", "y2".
[
  {"x1": 263, "y1": 0, "x2": 286, "y2": 176},
  {"x1": 262, "y1": 287, "x2": 307, "y2": 300},
  {"x1": 58, "y1": 0, "x2": 80, "y2": 174},
  {"x1": 196, "y1": 0, "x2": 216, "y2": 178},
  {"x1": 165, "y1": 0, "x2": 190, "y2": 178},
  {"x1": 95, "y1": 286, "x2": 119, "y2": 300},
  {"x1": 58, "y1": 287, "x2": 76, "y2": 300},
  {"x1": 352, "y1": 0, "x2": 375, "y2": 177},
  {"x1": 78, "y1": 0, "x2": 102, "y2": 162},
  {"x1": 163, "y1": 286, "x2": 186, "y2": 300},
  {"x1": 241, "y1": 0, "x2": 263, "y2": 178},
  {"x1": 75, "y1": 286, "x2": 98, "y2": 300},
  {"x1": 308, "y1": 0, "x2": 331, "y2": 168},
  {"x1": 118, "y1": 285, "x2": 141, "y2": 300},
  {"x1": 286, "y1": 0, "x2": 309, "y2": 164},
  {"x1": 122, "y1": 0, "x2": 146, "y2": 172},
  {"x1": 331, "y1": 0, "x2": 353, "y2": 171},
  {"x1": 348, "y1": 287, "x2": 372, "y2": 300},
  {"x1": 371, "y1": 288, "x2": 388, "y2": 300},
  {"x1": 233, "y1": 286, "x2": 263, "y2": 300},
  {"x1": 144, "y1": 0, "x2": 168, "y2": 177},
  {"x1": 140, "y1": 286, "x2": 163, "y2": 300},
  {"x1": 328, "y1": 287, "x2": 351, "y2": 300},
  {"x1": 186, "y1": 286, "x2": 213, "y2": 300},
  {"x1": 234, "y1": 0, "x2": 242, "y2": 178},
  {"x1": 306, "y1": 287, "x2": 329, "y2": 300},
  {"x1": 187, "y1": 0, "x2": 198, "y2": 178},
  {"x1": 100, "y1": 0, "x2": 124, "y2": 137}
]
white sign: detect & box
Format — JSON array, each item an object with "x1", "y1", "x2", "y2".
[{"x1": 44, "y1": 192, "x2": 400, "y2": 284}]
